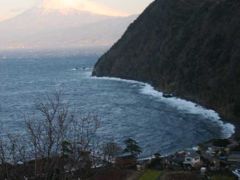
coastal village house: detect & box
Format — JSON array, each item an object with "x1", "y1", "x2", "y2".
[
  {"x1": 183, "y1": 151, "x2": 201, "y2": 168},
  {"x1": 228, "y1": 152, "x2": 240, "y2": 168}
]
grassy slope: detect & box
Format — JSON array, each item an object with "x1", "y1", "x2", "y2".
[{"x1": 139, "y1": 169, "x2": 161, "y2": 180}]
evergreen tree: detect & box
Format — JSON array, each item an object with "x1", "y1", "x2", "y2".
[{"x1": 123, "y1": 138, "x2": 142, "y2": 157}]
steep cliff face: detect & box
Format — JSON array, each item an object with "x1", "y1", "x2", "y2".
[{"x1": 93, "y1": 0, "x2": 240, "y2": 122}]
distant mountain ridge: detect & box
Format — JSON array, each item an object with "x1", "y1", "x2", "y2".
[
  {"x1": 0, "y1": 7, "x2": 137, "y2": 49},
  {"x1": 93, "y1": 0, "x2": 240, "y2": 123}
]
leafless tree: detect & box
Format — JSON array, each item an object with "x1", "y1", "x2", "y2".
[
  {"x1": 0, "y1": 136, "x2": 9, "y2": 179},
  {"x1": 66, "y1": 113, "x2": 101, "y2": 178},
  {"x1": 0, "y1": 133, "x2": 29, "y2": 179},
  {"x1": 24, "y1": 91, "x2": 101, "y2": 179},
  {"x1": 0, "y1": 91, "x2": 103, "y2": 179},
  {"x1": 24, "y1": 91, "x2": 72, "y2": 178},
  {"x1": 102, "y1": 139, "x2": 122, "y2": 163}
]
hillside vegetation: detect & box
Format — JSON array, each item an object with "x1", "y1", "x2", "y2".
[{"x1": 93, "y1": 0, "x2": 240, "y2": 123}]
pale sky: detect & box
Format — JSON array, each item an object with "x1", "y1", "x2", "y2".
[{"x1": 0, "y1": 0, "x2": 154, "y2": 21}]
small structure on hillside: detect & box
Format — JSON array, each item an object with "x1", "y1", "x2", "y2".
[
  {"x1": 183, "y1": 151, "x2": 201, "y2": 168},
  {"x1": 200, "y1": 167, "x2": 207, "y2": 176},
  {"x1": 228, "y1": 152, "x2": 240, "y2": 168}
]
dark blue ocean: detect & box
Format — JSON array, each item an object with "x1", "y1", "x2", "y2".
[{"x1": 0, "y1": 50, "x2": 235, "y2": 157}]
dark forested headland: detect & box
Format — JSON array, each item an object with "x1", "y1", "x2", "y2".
[{"x1": 93, "y1": 0, "x2": 240, "y2": 126}]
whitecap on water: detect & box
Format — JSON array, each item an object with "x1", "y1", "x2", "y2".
[
  {"x1": 140, "y1": 84, "x2": 235, "y2": 138},
  {"x1": 90, "y1": 74, "x2": 235, "y2": 138}
]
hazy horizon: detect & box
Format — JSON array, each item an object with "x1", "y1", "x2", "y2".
[
  {"x1": 0, "y1": 0, "x2": 154, "y2": 50},
  {"x1": 0, "y1": 0, "x2": 154, "y2": 22}
]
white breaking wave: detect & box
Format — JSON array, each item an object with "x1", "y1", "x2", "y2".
[
  {"x1": 140, "y1": 84, "x2": 235, "y2": 138},
  {"x1": 90, "y1": 74, "x2": 235, "y2": 138},
  {"x1": 91, "y1": 76, "x2": 146, "y2": 85}
]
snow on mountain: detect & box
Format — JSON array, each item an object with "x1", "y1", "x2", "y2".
[{"x1": 0, "y1": 7, "x2": 136, "y2": 49}]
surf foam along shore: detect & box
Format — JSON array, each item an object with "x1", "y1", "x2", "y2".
[
  {"x1": 90, "y1": 74, "x2": 235, "y2": 138},
  {"x1": 140, "y1": 84, "x2": 235, "y2": 138}
]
